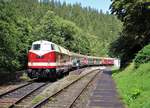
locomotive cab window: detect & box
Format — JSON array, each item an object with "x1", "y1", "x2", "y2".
[{"x1": 32, "y1": 44, "x2": 41, "y2": 50}]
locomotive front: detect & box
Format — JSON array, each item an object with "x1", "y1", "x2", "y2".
[{"x1": 27, "y1": 40, "x2": 57, "y2": 79}]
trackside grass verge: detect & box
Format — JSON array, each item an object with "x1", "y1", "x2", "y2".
[{"x1": 113, "y1": 63, "x2": 150, "y2": 108}]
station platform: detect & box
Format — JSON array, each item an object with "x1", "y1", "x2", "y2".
[{"x1": 87, "y1": 70, "x2": 125, "y2": 108}]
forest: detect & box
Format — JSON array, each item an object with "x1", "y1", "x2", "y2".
[{"x1": 0, "y1": 0, "x2": 121, "y2": 73}]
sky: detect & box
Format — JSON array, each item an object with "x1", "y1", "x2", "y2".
[{"x1": 56, "y1": 0, "x2": 112, "y2": 13}]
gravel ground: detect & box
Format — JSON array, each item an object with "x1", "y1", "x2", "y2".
[
  {"x1": 0, "y1": 82, "x2": 46, "y2": 108},
  {"x1": 71, "y1": 71, "x2": 102, "y2": 108},
  {"x1": 14, "y1": 83, "x2": 51, "y2": 108},
  {"x1": 41, "y1": 70, "x2": 99, "y2": 108},
  {"x1": 0, "y1": 73, "x2": 30, "y2": 96},
  {"x1": 0, "y1": 82, "x2": 28, "y2": 96},
  {"x1": 29, "y1": 67, "x2": 100, "y2": 107},
  {"x1": 69, "y1": 68, "x2": 90, "y2": 75},
  {"x1": 1, "y1": 83, "x2": 45, "y2": 99}
]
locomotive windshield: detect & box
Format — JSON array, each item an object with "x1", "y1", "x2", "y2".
[
  {"x1": 42, "y1": 43, "x2": 51, "y2": 50},
  {"x1": 33, "y1": 44, "x2": 41, "y2": 50},
  {"x1": 32, "y1": 43, "x2": 52, "y2": 51}
]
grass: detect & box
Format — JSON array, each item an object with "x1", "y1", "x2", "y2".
[
  {"x1": 113, "y1": 63, "x2": 150, "y2": 108},
  {"x1": 111, "y1": 65, "x2": 120, "y2": 71},
  {"x1": 19, "y1": 73, "x2": 30, "y2": 81}
]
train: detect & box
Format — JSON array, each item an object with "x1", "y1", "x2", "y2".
[{"x1": 27, "y1": 40, "x2": 116, "y2": 79}]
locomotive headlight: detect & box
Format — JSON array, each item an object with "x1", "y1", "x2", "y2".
[
  {"x1": 28, "y1": 62, "x2": 32, "y2": 66},
  {"x1": 46, "y1": 69, "x2": 50, "y2": 72}
]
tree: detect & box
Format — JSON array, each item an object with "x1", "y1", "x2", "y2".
[
  {"x1": 134, "y1": 44, "x2": 150, "y2": 67},
  {"x1": 42, "y1": 1, "x2": 122, "y2": 56},
  {"x1": 0, "y1": 0, "x2": 32, "y2": 72},
  {"x1": 109, "y1": 0, "x2": 150, "y2": 65},
  {"x1": 34, "y1": 11, "x2": 90, "y2": 54}
]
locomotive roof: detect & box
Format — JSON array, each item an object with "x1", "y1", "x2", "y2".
[
  {"x1": 32, "y1": 40, "x2": 54, "y2": 45},
  {"x1": 33, "y1": 40, "x2": 70, "y2": 55},
  {"x1": 58, "y1": 45, "x2": 70, "y2": 55},
  {"x1": 70, "y1": 52, "x2": 86, "y2": 57},
  {"x1": 32, "y1": 40, "x2": 114, "y2": 60}
]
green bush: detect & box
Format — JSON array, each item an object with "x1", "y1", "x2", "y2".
[{"x1": 134, "y1": 44, "x2": 150, "y2": 67}]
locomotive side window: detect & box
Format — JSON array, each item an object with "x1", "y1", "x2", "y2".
[
  {"x1": 51, "y1": 44, "x2": 55, "y2": 50},
  {"x1": 33, "y1": 44, "x2": 41, "y2": 50}
]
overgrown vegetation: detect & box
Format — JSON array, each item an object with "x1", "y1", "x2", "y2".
[
  {"x1": 134, "y1": 44, "x2": 150, "y2": 68},
  {"x1": 113, "y1": 63, "x2": 150, "y2": 108},
  {"x1": 0, "y1": 0, "x2": 121, "y2": 75},
  {"x1": 0, "y1": 0, "x2": 32, "y2": 72},
  {"x1": 110, "y1": 1, "x2": 150, "y2": 107},
  {"x1": 109, "y1": 0, "x2": 150, "y2": 66},
  {"x1": 114, "y1": 44, "x2": 150, "y2": 108}
]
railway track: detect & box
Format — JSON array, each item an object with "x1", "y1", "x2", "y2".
[
  {"x1": 32, "y1": 69, "x2": 100, "y2": 108},
  {"x1": 0, "y1": 78, "x2": 39, "y2": 97},
  {"x1": 69, "y1": 68, "x2": 88, "y2": 75},
  {"x1": 0, "y1": 82, "x2": 33, "y2": 98},
  {"x1": 0, "y1": 81, "x2": 49, "y2": 108}
]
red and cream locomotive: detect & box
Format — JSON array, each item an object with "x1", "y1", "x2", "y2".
[{"x1": 27, "y1": 40, "x2": 115, "y2": 79}]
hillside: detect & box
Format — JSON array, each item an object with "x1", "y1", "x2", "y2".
[
  {"x1": 44, "y1": 0, "x2": 122, "y2": 55},
  {"x1": 113, "y1": 63, "x2": 150, "y2": 108},
  {"x1": 12, "y1": 0, "x2": 122, "y2": 56},
  {"x1": 110, "y1": 1, "x2": 150, "y2": 107},
  {"x1": 0, "y1": 0, "x2": 122, "y2": 73}
]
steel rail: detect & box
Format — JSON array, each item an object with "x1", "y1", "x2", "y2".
[
  {"x1": 0, "y1": 81, "x2": 34, "y2": 98},
  {"x1": 68, "y1": 71, "x2": 100, "y2": 108},
  {"x1": 9, "y1": 82, "x2": 48, "y2": 108},
  {"x1": 32, "y1": 69, "x2": 100, "y2": 108}
]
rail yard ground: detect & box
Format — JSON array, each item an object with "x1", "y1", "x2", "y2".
[{"x1": 0, "y1": 67, "x2": 125, "y2": 108}]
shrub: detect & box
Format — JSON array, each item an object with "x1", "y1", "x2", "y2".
[{"x1": 134, "y1": 44, "x2": 150, "y2": 67}]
